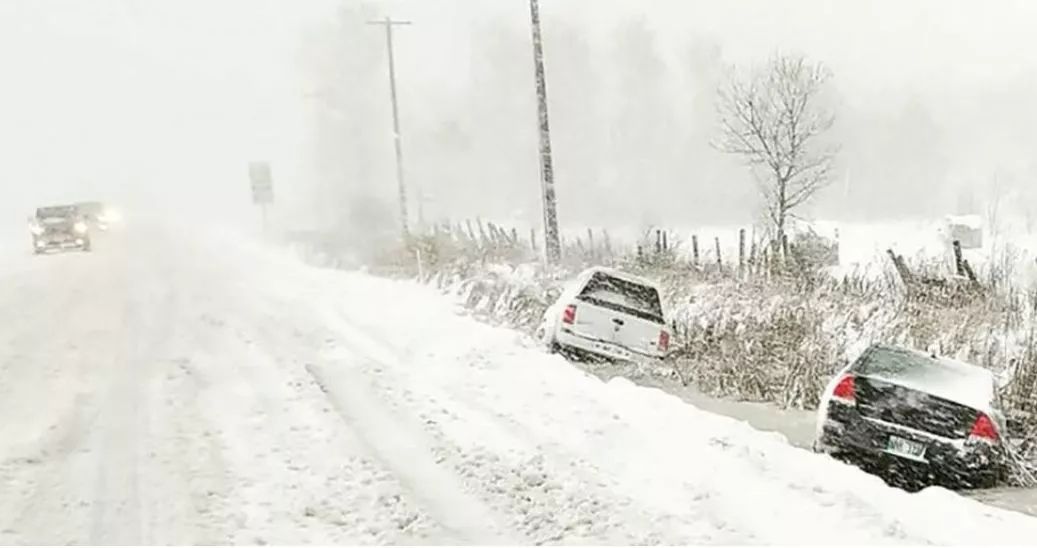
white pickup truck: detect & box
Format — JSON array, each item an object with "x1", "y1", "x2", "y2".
[{"x1": 536, "y1": 267, "x2": 671, "y2": 363}]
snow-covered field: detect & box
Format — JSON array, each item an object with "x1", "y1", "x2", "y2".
[
  {"x1": 552, "y1": 217, "x2": 1037, "y2": 285},
  {"x1": 3, "y1": 222, "x2": 1037, "y2": 543}
]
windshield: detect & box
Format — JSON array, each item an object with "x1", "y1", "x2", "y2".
[
  {"x1": 4, "y1": 1, "x2": 1037, "y2": 545},
  {"x1": 36, "y1": 207, "x2": 77, "y2": 220},
  {"x1": 578, "y1": 272, "x2": 664, "y2": 323}
]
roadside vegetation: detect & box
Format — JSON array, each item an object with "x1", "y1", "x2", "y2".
[{"x1": 285, "y1": 218, "x2": 1037, "y2": 486}]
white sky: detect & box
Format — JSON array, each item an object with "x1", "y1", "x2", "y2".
[
  {"x1": 2, "y1": 0, "x2": 1036, "y2": 227},
  {"x1": 371, "y1": 0, "x2": 1037, "y2": 226},
  {"x1": 0, "y1": 0, "x2": 334, "y2": 221}
]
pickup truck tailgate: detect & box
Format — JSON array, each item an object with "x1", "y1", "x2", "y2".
[{"x1": 568, "y1": 271, "x2": 667, "y2": 358}]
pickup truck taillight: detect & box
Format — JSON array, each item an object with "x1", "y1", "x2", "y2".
[
  {"x1": 562, "y1": 304, "x2": 577, "y2": 325},
  {"x1": 658, "y1": 330, "x2": 670, "y2": 352}
]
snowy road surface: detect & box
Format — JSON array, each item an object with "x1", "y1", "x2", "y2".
[{"x1": 3, "y1": 225, "x2": 1037, "y2": 544}]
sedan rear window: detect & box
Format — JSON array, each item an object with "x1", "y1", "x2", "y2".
[
  {"x1": 858, "y1": 347, "x2": 981, "y2": 383},
  {"x1": 854, "y1": 346, "x2": 994, "y2": 410},
  {"x1": 577, "y1": 272, "x2": 664, "y2": 324}
]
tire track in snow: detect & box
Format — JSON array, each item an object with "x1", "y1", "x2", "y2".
[
  {"x1": 299, "y1": 304, "x2": 724, "y2": 544},
  {"x1": 306, "y1": 358, "x2": 516, "y2": 545},
  {"x1": 220, "y1": 260, "x2": 526, "y2": 544},
  {"x1": 2, "y1": 232, "x2": 236, "y2": 544},
  {"x1": 314, "y1": 315, "x2": 741, "y2": 544},
  {"x1": 158, "y1": 248, "x2": 454, "y2": 545},
  {"x1": 0, "y1": 250, "x2": 133, "y2": 544},
  {"x1": 292, "y1": 277, "x2": 945, "y2": 544}
]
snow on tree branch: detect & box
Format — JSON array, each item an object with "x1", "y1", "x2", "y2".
[{"x1": 713, "y1": 53, "x2": 838, "y2": 254}]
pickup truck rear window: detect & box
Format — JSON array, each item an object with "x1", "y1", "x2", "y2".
[{"x1": 577, "y1": 272, "x2": 664, "y2": 324}]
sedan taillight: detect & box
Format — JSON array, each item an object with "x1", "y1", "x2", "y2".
[
  {"x1": 969, "y1": 413, "x2": 999, "y2": 442},
  {"x1": 658, "y1": 330, "x2": 670, "y2": 352},
  {"x1": 832, "y1": 375, "x2": 856, "y2": 404}
]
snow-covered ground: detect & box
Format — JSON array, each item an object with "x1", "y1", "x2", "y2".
[
  {"x1": 551, "y1": 217, "x2": 1037, "y2": 286},
  {"x1": 3, "y1": 222, "x2": 1037, "y2": 543}
]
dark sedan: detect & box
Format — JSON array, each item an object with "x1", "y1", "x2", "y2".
[{"x1": 814, "y1": 344, "x2": 1007, "y2": 490}]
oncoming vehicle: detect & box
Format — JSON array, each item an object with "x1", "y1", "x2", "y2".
[
  {"x1": 814, "y1": 344, "x2": 1007, "y2": 489},
  {"x1": 29, "y1": 205, "x2": 92, "y2": 254},
  {"x1": 536, "y1": 267, "x2": 671, "y2": 364}
]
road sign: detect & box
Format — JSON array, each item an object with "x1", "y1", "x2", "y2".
[{"x1": 249, "y1": 162, "x2": 274, "y2": 204}]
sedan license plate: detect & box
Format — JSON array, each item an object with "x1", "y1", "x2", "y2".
[{"x1": 886, "y1": 435, "x2": 927, "y2": 460}]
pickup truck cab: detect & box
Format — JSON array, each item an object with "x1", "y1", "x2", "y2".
[{"x1": 537, "y1": 267, "x2": 671, "y2": 364}]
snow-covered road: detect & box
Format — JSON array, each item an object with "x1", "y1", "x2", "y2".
[{"x1": 3, "y1": 224, "x2": 1037, "y2": 544}]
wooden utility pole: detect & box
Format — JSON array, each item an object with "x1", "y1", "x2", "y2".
[
  {"x1": 528, "y1": 0, "x2": 561, "y2": 264},
  {"x1": 738, "y1": 228, "x2": 746, "y2": 276},
  {"x1": 367, "y1": 16, "x2": 416, "y2": 239}
]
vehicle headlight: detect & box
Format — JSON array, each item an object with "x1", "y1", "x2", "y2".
[{"x1": 74, "y1": 222, "x2": 88, "y2": 234}]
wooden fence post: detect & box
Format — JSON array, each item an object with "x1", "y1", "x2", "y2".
[
  {"x1": 738, "y1": 228, "x2": 746, "y2": 276},
  {"x1": 952, "y1": 240, "x2": 965, "y2": 277},
  {"x1": 887, "y1": 249, "x2": 915, "y2": 288},
  {"x1": 963, "y1": 260, "x2": 979, "y2": 285},
  {"x1": 749, "y1": 239, "x2": 757, "y2": 276},
  {"x1": 692, "y1": 235, "x2": 700, "y2": 266},
  {"x1": 715, "y1": 236, "x2": 723, "y2": 271}
]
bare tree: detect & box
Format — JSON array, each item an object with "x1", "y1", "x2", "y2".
[{"x1": 714, "y1": 53, "x2": 837, "y2": 257}]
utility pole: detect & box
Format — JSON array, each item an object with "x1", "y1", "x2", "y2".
[
  {"x1": 367, "y1": 16, "x2": 417, "y2": 239},
  {"x1": 527, "y1": 0, "x2": 561, "y2": 264}
]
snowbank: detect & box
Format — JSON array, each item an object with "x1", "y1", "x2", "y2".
[
  {"x1": 289, "y1": 266, "x2": 1037, "y2": 544},
  {"x1": 214, "y1": 230, "x2": 1037, "y2": 543}
]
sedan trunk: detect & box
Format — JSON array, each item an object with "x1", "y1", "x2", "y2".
[{"x1": 855, "y1": 376, "x2": 980, "y2": 439}]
